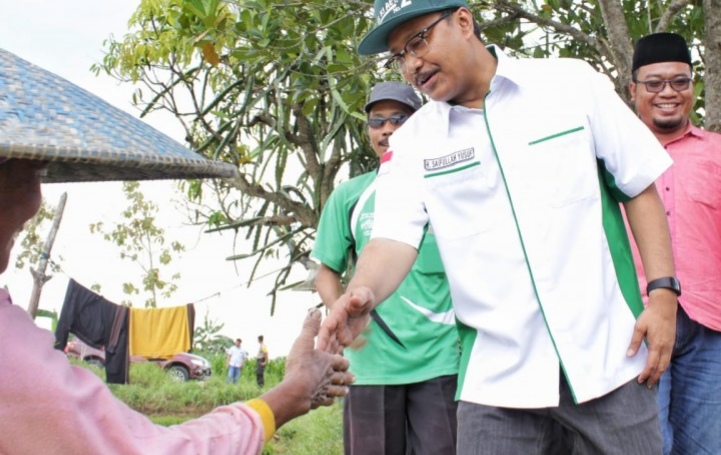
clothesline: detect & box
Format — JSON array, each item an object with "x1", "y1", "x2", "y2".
[{"x1": 47, "y1": 259, "x2": 302, "y2": 309}]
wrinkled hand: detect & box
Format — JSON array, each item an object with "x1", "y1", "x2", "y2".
[
  {"x1": 627, "y1": 290, "x2": 677, "y2": 387},
  {"x1": 259, "y1": 309, "x2": 353, "y2": 428},
  {"x1": 317, "y1": 287, "x2": 376, "y2": 353},
  {"x1": 284, "y1": 308, "x2": 354, "y2": 409}
]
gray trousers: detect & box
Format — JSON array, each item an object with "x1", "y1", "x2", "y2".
[
  {"x1": 343, "y1": 374, "x2": 458, "y2": 455},
  {"x1": 457, "y1": 375, "x2": 662, "y2": 455}
]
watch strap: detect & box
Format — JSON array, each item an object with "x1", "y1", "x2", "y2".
[{"x1": 646, "y1": 277, "x2": 681, "y2": 296}]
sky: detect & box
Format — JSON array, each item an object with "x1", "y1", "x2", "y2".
[{"x1": 0, "y1": 0, "x2": 319, "y2": 358}]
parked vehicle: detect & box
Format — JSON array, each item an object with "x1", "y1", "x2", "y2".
[
  {"x1": 64, "y1": 338, "x2": 105, "y2": 369},
  {"x1": 65, "y1": 338, "x2": 211, "y2": 381}
]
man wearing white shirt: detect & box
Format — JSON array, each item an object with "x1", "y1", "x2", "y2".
[
  {"x1": 226, "y1": 338, "x2": 249, "y2": 385},
  {"x1": 319, "y1": 1, "x2": 679, "y2": 453}
]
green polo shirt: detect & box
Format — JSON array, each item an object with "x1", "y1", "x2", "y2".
[{"x1": 313, "y1": 171, "x2": 459, "y2": 385}]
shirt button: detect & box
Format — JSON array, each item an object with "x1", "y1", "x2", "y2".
[
  {"x1": 665, "y1": 187, "x2": 670, "y2": 191},
  {"x1": 666, "y1": 211, "x2": 671, "y2": 216}
]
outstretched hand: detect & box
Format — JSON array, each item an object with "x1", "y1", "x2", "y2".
[
  {"x1": 260, "y1": 308, "x2": 354, "y2": 428},
  {"x1": 317, "y1": 287, "x2": 376, "y2": 353},
  {"x1": 286, "y1": 308, "x2": 354, "y2": 408}
]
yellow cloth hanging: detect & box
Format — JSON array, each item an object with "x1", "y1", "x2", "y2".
[{"x1": 129, "y1": 306, "x2": 190, "y2": 358}]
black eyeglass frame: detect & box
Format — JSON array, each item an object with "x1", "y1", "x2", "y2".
[
  {"x1": 634, "y1": 77, "x2": 693, "y2": 93},
  {"x1": 383, "y1": 8, "x2": 458, "y2": 72},
  {"x1": 367, "y1": 114, "x2": 410, "y2": 129}
]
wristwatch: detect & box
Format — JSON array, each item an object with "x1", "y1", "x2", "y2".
[{"x1": 646, "y1": 277, "x2": 681, "y2": 296}]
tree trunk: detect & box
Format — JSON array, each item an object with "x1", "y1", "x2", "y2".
[
  {"x1": 27, "y1": 192, "x2": 67, "y2": 319},
  {"x1": 703, "y1": 0, "x2": 721, "y2": 132},
  {"x1": 597, "y1": 0, "x2": 635, "y2": 101}
]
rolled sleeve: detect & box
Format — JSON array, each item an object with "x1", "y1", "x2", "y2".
[{"x1": 587, "y1": 70, "x2": 672, "y2": 199}]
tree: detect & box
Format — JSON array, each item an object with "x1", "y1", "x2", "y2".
[
  {"x1": 96, "y1": 0, "x2": 721, "y2": 311},
  {"x1": 89, "y1": 181, "x2": 185, "y2": 307},
  {"x1": 14, "y1": 200, "x2": 61, "y2": 273},
  {"x1": 192, "y1": 307, "x2": 231, "y2": 352},
  {"x1": 474, "y1": 0, "x2": 720, "y2": 130},
  {"x1": 27, "y1": 193, "x2": 68, "y2": 319},
  {"x1": 13, "y1": 195, "x2": 65, "y2": 318},
  {"x1": 95, "y1": 0, "x2": 380, "y2": 311}
]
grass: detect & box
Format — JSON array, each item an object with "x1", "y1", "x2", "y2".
[
  {"x1": 68, "y1": 353, "x2": 344, "y2": 453},
  {"x1": 263, "y1": 404, "x2": 343, "y2": 455}
]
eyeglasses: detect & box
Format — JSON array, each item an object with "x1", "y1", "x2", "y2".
[
  {"x1": 384, "y1": 8, "x2": 457, "y2": 72},
  {"x1": 634, "y1": 77, "x2": 693, "y2": 93},
  {"x1": 367, "y1": 114, "x2": 409, "y2": 129}
]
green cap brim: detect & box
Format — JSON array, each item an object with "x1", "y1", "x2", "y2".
[{"x1": 358, "y1": 1, "x2": 468, "y2": 55}]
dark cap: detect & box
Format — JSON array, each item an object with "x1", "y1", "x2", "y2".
[
  {"x1": 358, "y1": 0, "x2": 469, "y2": 55},
  {"x1": 364, "y1": 82, "x2": 422, "y2": 113},
  {"x1": 632, "y1": 33, "x2": 692, "y2": 73}
]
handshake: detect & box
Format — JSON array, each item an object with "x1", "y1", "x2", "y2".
[
  {"x1": 266, "y1": 289, "x2": 376, "y2": 431},
  {"x1": 258, "y1": 308, "x2": 355, "y2": 429}
]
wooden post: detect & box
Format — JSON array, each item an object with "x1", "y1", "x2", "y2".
[{"x1": 27, "y1": 192, "x2": 67, "y2": 319}]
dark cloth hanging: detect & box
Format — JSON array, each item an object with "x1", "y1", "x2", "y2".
[
  {"x1": 186, "y1": 303, "x2": 195, "y2": 350},
  {"x1": 54, "y1": 279, "x2": 129, "y2": 384},
  {"x1": 105, "y1": 306, "x2": 129, "y2": 384}
]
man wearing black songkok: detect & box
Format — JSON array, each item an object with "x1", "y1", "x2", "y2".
[{"x1": 629, "y1": 32, "x2": 721, "y2": 455}]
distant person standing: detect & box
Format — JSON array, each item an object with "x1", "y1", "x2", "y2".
[
  {"x1": 256, "y1": 335, "x2": 269, "y2": 388},
  {"x1": 628, "y1": 32, "x2": 721, "y2": 454},
  {"x1": 226, "y1": 338, "x2": 249, "y2": 385}
]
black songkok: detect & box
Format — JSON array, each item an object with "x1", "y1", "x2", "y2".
[{"x1": 632, "y1": 33, "x2": 692, "y2": 73}]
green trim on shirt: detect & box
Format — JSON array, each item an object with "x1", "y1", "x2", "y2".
[
  {"x1": 597, "y1": 166, "x2": 645, "y2": 318},
  {"x1": 528, "y1": 126, "x2": 585, "y2": 145},
  {"x1": 424, "y1": 161, "x2": 481, "y2": 179},
  {"x1": 598, "y1": 158, "x2": 633, "y2": 202}
]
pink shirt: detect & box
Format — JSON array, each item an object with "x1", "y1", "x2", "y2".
[
  {"x1": 0, "y1": 289, "x2": 265, "y2": 455},
  {"x1": 630, "y1": 124, "x2": 721, "y2": 331}
]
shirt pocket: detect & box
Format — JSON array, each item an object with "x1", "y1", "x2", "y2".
[
  {"x1": 423, "y1": 162, "x2": 497, "y2": 239},
  {"x1": 687, "y1": 160, "x2": 721, "y2": 209},
  {"x1": 526, "y1": 126, "x2": 596, "y2": 207}
]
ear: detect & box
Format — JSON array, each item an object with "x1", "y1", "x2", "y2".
[
  {"x1": 456, "y1": 7, "x2": 476, "y2": 40},
  {"x1": 628, "y1": 81, "x2": 637, "y2": 103}
]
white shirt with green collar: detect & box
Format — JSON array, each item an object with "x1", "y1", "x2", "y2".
[{"x1": 373, "y1": 46, "x2": 671, "y2": 408}]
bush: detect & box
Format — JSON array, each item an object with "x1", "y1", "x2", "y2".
[{"x1": 205, "y1": 350, "x2": 228, "y2": 377}]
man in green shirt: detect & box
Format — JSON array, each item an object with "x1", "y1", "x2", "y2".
[{"x1": 313, "y1": 82, "x2": 460, "y2": 455}]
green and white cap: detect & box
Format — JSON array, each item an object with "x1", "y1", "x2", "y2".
[{"x1": 358, "y1": 0, "x2": 469, "y2": 56}]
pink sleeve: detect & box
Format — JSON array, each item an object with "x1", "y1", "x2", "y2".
[{"x1": 0, "y1": 297, "x2": 265, "y2": 455}]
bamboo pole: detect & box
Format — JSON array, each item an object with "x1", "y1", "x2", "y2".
[{"x1": 27, "y1": 192, "x2": 67, "y2": 319}]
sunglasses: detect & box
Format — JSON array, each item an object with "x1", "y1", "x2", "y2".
[{"x1": 367, "y1": 114, "x2": 409, "y2": 129}]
